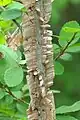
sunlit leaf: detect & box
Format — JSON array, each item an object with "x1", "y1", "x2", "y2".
[
  {"x1": 59, "y1": 21, "x2": 80, "y2": 46},
  {"x1": 0, "y1": 0, "x2": 12, "y2": 6},
  {"x1": 0, "y1": 32, "x2": 6, "y2": 44},
  {"x1": 0, "y1": 20, "x2": 12, "y2": 29},
  {"x1": 63, "y1": 27, "x2": 80, "y2": 33}
]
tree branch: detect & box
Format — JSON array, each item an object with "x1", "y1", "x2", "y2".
[{"x1": 54, "y1": 32, "x2": 77, "y2": 61}]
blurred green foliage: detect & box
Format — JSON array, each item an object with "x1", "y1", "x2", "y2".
[
  {"x1": 0, "y1": 0, "x2": 80, "y2": 120},
  {"x1": 51, "y1": 0, "x2": 80, "y2": 119}
]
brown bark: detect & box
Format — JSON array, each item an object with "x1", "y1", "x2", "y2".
[
  {"x1": 8, "y1": 0, "x2": 56, "y2": 119},
  {"x1": 21, "y1": 0, "x2": 56, "y2": 120}
]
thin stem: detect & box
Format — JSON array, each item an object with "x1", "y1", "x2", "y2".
[
  {"x1": 54, "y1": 32, "x2": 77, "y2": 61},
  {"x1": 0, "y1": 83, "x2": 29, "y2": 105},
  {"x1": 52, "y1": 34, "x2": 59, "y2": 38},
  {"x1": 5, "y1": 88, "x2": 29, "y2": 105}
]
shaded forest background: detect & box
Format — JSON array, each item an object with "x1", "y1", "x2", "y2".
[{"x1": 52, "y1": 0, "x2": 80, "y2": 119}]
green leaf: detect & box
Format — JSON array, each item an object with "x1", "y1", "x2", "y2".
[
  {"x1": 16, "y1": 50, "x2": 22, "y2": 61},
  {"x1": 17, "y1": 118, "x2": 27, "y2": 120},
  {"x1": 53, "y1": 44, "x2": 60, "y2": 51},
  {"x1": 5, "y1": 95, "x2": 13, "y2": 104},
  {"x1": 54, "y1": 61, "x2": 64, "y2": 75},
  {"x1": 16, "y1": 103, "x2": 27, "y2": 114},
  {"x1": 0, "y1": 32, "x2": 6, "y2": 44},
  {"x1": 15, "y1": 112, "x2": 27, "y2": 119},
  {"x1": 69, "y1": 32, "x2": 80, "y2": 45},
  {"x1": 10, "y1": 81, "x2": 24, "y2": 91},
  {"x1": 19, "y1": 60, "x2": 26, "y2": 65},
  {"x1": 0, "y1": 89, "x2": 5, "y2": 99},
  {"x1": 0, "y1": 0, "x2": 12, "y2": 6},
  {"x1": 0, "y1": 57, "x2": 8, "y2": 81},
  {"x1": 0, "y1": 45, "x2": 19, "y2": 61},
  {"x1": 52, "y1": 90, "x2": 60, "y2": 94},
  {"x1": 0, "y1": 9, "x2": 22, "y2": 21},
  {"x1": 56, "y1": 101, "x2": 80, "y2": 114},
  {"x1": 71, "y1": 0, "x2": 80, "y2": 4},
  {"x1": 60, "y1": 53, "x2": 72, "y2": 61},
  {"x1": 53, "y1": 44, "x2": 60, "y2": 50},
  {"x1": 0, "y1": 45, "x2": 19, "y2": 81},
  {"x1": 57, "y1": 115, "x2": 78, "y2": 120},
  {"x1": 4, "y1": 67, "x2": 23, "y2": 87},
  {"x1": 0, "y1": 20, "x2": 12, "y2": 29},
  {"x1": 53, "y1": 44, "x2": 61, "y2": 58},
  {"x1": 6, "y1": 1, "x2": 24, "y2": 10},
  {"x1": 11, "y1": 91, "x2": 22, "y2": 99},
  {"x1": 59, "y1": 21, "x2": 80, "y2": 46},
  {"x1": 66, "y1": 43, "x2": 80, "y2": 53},
  {"x1": 63, "y1": 27, "x2": 80, "y2": 33},
  {"x1": 22, "y1": 84, "x2": 29, "y2": 93}
]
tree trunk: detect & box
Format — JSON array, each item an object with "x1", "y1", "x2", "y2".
[
  {"x1": 8, "y1": 0, "x2": 56, "y2": 119},
  {"x1": 21, "y1": 0, "x2": 56, "y2": 120}
]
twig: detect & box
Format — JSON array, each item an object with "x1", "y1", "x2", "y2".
[
  {"x1": 52, "y1": 34, "x2": 59, "y2": 38},
  {"x1": 0, "y1": 83, "x2": 29, "y2": 105},
  {"x1": 54, "y1": 32, "x2": 77, "y2": 61},
  {"x1": 5, "y1": 88, "x2": 29, "y2": 105}
]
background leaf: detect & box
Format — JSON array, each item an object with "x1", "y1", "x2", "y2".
[
  {"x1": 4, "y1": 67, "x2": 23, "y2": 87},
  {"x1": 16, "y1": 103, "x2": 27, "y2": 114},
  {"x1": 0, "y1": 45, "x2": 20, "y2": 81},
  {"x1": 0, "y1": 89, "x2": 5, "y2": 99},
  {"x1": 60, "y1": 53, "x2": 72, "y2": 61},
  {"x1": 57, "y1": 115, "x2": 78, "y2": 120},
  {"x1": 59, "y1": 21, "x2": 80, "y2": 46},
  {"x1": 56, "y1": 101, "x2": 80, "y2": 114},
  {"x1": 11, "y1": 91, "x2": 22, "y2": 99},
  {"x1": 66, "y1": 43, "x2": 80, "y2": 53},
  {"x1": 54, "y1": 61, "x2": 64, "y2": 75},
  {"x1": 0, "y1": 9, "x2": 22, "y2": 21},
  {"x1": 6, "y1": 1, "x2": 24, "y2": 10}
]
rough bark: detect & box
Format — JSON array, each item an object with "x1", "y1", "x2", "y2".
[
  {"x1": 21, "y1": 0, "x2": 56, "y2": 120},
  {"x1": 8, "y1": 0, "x2": 56, "y2": 120}
]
